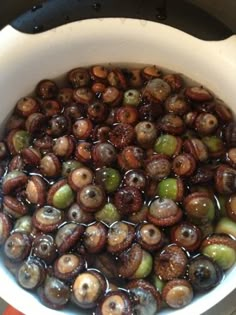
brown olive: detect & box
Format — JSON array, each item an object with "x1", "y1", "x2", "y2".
[
  {"x1": 114, "y1": 187, "x2": 143, "y2": 215},
  {"x1": 143, "y1": 78, "x2": 171, "y2": 103},
  {"x1": 125, "y1": 68, "x2": 143, "y2": 88},
  {"x1": 84, "y1": 222, "x2": 108, "y2": 253},
  {"x1": 92, "y1": 82, "x2": 107, "y2": 94},
  {"x1": 214, "y1": 101, "x2": 233, "y2": 122},
  {"x1": 2, "y1": 170, "x2": 28, "y2": 195},
  {"x1": 145, "y1": 154, "x2": 171, "y2": 181},
  {"x1": 68, "y1": 67, "x2": 90, "y2": 88},
  {"x1": 160, "y1": 114, "x2": 185, "y2": 135},
  {"x1": 94, "y1": 253, "x2": 119, "y2": 280},
  {"x1": 171, "y1": 222, "x2": 202, "y2": 252},
  {"x1": 64, "y1": 104, "x2": 84, "y2": 121},
  {"x1": 8, "y1": 155, "x2": 24, "y2": 171},
  {"x1": 75, "y1": 142, "x2": 92, "y2": 163},
  {"x1": 190, "y1": 166, "x2": 214, "y2": 185},
  {"x1": 55, "y1": 222, "x2": 85, "y2": 254},
  {"x1": 162, "y1": 279, "x2": 193, "y2": 309},
  {"x1": 32, "y1": 206, "x2": 63, "y2": 232},
  {"x1": 136, "y1": 223, "x2": 164, "y2": 251},
  {"x1": 54, "y1": 253, "x2": 85, "y2": 282},
  {"x1": 154, "y1": 244, "x2": 188, "y2": 281},
  {"x1": 165, "y1": 94, "x2": 189, "y2": 115},
  {"x1": 21, "y1": 147, "x2": 41, "y2": 166},
  {"x1": 185, "y1": 86, "x2": 213, "y2": 102},
  {"x1": 195, "y1": 113, "x2": 218, "y2": 135},
  {"x1": 17, "y1": 258, "x2": 46, "y2": 290},
  {"x1": 77, "y1": 184, "x2": 106, "y2": 212},
  {"x1": 107, "y1": 69, "x2": 127, "y2": 90},
  {"x1": 42, "y1": 100, "x2": 62, "y2": 117},
  {"x1": 68, "y1": 167, "x2": 93, "y2": 191},
  {"x1": 6, "y1": 115, "x2": 25, "y2": 132},
  {"x1": 184, "y1": 111, "x2": 198, "y2": 127},
  {"x1": 4, "y1": 232, "x2": 31, "y2": 262},
  {"x1": 25, "y1": 113, "x2": 46, "y2": 134},
  {"x1": 118, "y1": 243, "x2": 143, "y2": 278},
  {"x1": 92, "y1": 142, "x2": 117, "y2": 167},
  {"x1": 32, "y1": 234, "x2": 57, "y2": 264},
  {"x1": 142, "y1": 65, "x2": 162, "y2": 80},
  {"x1": 107, "y1": 221, "x2": 135, "y2": 254},
  {"x1": 15, "y1": 97, "x2": 40, "y2": 117},
  {"x1": 109, "y1": 123, "x2": 135, "y2": 149},
  {"x1": 226, "y1": 148, "x2": 236, "y2": 168},
  {"x1": 102, "y1": 86, "x2": 123, "y2": 106},
  {"x1": 116, "y1": 106, "x2": 138, "y2": 125},
  {"x1": 183, "y1": 138, "x2": 209, "y2": 162},
  {"x1": 215, "y1": 165, "x2": 236, "y2": 194},
  {"x1": 57, "y1": 87, "x2": 74, "y2": 106},
  {"x1": 118, "y1": 146, "x2": 144, "y2": 170},
  {"x1": 127, "y1": 205, "x2": 148, "y2": 224},
  {"x1": 73, "y1": 87, "x2": 94, "y2": 104},
  {"x1": 46, "y1": 115, "x2": 68, "y2": 137},
  {"x1": 72, "y1": 270, "x2": 107, "y2": 309},
  {"x1": 0, "y1": 213, "x2": 12, "y2": 245},
  {"x1": 90, "y1": 65, "x2": 108, "y2": 82},
  {"x1": 36, "y1": 79, "x2": 58, "y2": 99},
  {"x1": 87, "y1": 102, "x2": 108, "y2": 122},
  {"x1": 33, "y1": 135, "x2": 53, "y2": 155},
  {"x1": 123, "y1": 170, "x2": 147, "y2": 191},
  {"x1": 148, "y1": 198, "x2": 183, "y2": 227},
  {"x1": 67, "y1": 203, "x2": 94, "y2": 224},
  {"x1": 92, "y1": 125, "x2": 111, "y2": 142},
  {"x1": 172, "y1": 153, "x2": 196, "y2": 176},
  {"x1": 73, "y1": 118, "x2": 93, "y2": 140},
  {"x1": 163, "y1": 73, "x2": 183, "y2": 92},
  {"x1": 96, "y1": 290, "x2": 132, "y2": 315},
  {"x1": 52, "y1": 135, "x2": 75, "y2": 158},
  {"x1": 39, "y1": 275, "x2": 70, "y2": 310},
  {"x1": 26, "y1": 175, "x2": 46, "y2": 206},
  {"x1": 135, "y1": 121, "x2": 157, "y2": 148},
  {"x1": 3, "y1": 196, "x2": 28, "y2": 219},
  {"x1": 40, "y1": 153, "x2": 61, "y2": 177}
]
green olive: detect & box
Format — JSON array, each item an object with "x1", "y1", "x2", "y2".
[
  {"x1": 61, "y1": 160, "x2": 83, "y2": 177},
  {"x1": 95, "y1": 203, "x2": 121, "y2": 225},
  {"x1": 13, "y1": 130, "x2": 31, "y2": 153},
  {"x1": 202, "y1": 244, "x2": 236, "y2": 270},
  {"x1": 215, "y1": 217, "x2": 236, "y2": 238},
  {"x1": 154, "y1": 134, "x2": 178, "y2": 157},
  {"x1": 95, "y1": 167, "x2": 121, "y2": 193},
  {"x1": 52, "y1": 184, "x2": 75, "y2": 209},
  {"x1": 157, "y1": 178, "x2": 183, "y2": 201},
  {"x1": 132, "y1": 250, "x2": 153, "y2": 279},
  {"x1": 123, "y1": 89, "x2": 140, "y2": 106}
]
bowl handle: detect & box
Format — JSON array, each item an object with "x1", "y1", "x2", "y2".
[{"x1": 0, "y1": 0, "x2": 234, "y2": 40}]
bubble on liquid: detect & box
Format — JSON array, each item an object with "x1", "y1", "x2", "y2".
[
  {"x1": 155, "y1": 8, "x2": 167, "y2": 21},
  {"x1": 31, "y1": 4, "x2": 43, "y2": 12},
  {"x1": 33, "y1": 25, "x2": 44, "y2": 33}
]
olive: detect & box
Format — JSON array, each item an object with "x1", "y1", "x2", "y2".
[
  {"x1": 183, "y1": 138, "x2": 209, "y2": 162},
  {"x1": 67, "y1": 203, "x2": 94, "y2": 224},
  {"x1": 96, "y1": 291, "x2": 132, "y2": 315},
  {"x1": 2, "y1": 170, "x2": 28, "y2": 195},
  {"x1": 77, "y1": 184, "x2": 106, "y2": 212},
  {"x1": 72, "y1": 270, "x2": 107, "y2": 309},
  {"x1": 123, "y1": 89, "x2": 140, "y2": 106},
  {"x1": 224, "y1": 122, "x2": 236, "y2": 147},
  {"x1": 32, "y1": 206, "x2": 63, "y2": 232},
  {"x1": 17, "y1": 258, "x2": 46, "y2": 290},
  {"x1": 172, "y1": 153, "x2": 196, "y2": 177},
  {"x1": 36, "y1": 79, "x2": 58, "y2": 99},
  {"x1": 21, "y1": 147, "x2": 41, "y2": 166},
  {"x1": 90, "y1": 65, "x2": 108, "y2": 82},
  {"x1": 33, "y1": 135, "x2": 53, "y2": 155},
  {"x1": 118, "y1": 146, "x2": 144, "y2": 170},
  {"x1": 160, "y1": 114, "x2": 185, "y2": 135},
  {"x1": 54, "y1": 254, "x2": 85, "y2": 282},
  {"x1": 7, "y1": 129, "x2": 31, "y2": 155},
  {"x1": 47, "y1": 115, "x2": 68, "y2": 137},
  {"x1": 143, "y1": 78, "x2": 171, "y2": 103},
  {"x1": 87, "y1": 102, "x2": 108, "y2": 122},
  {"x1": 73, "y1": 87, "x2": 94, "y2": 104},
  {"x1": 123, "y1": 170, "x2": 147, "y2": 191},
  {"x1": 68, "y1": 167, "x2": 94, "y2": 191},
  {"x1": 136, "y1": 223, "x2": 164, "y2": 251},
  {"x1": 61, "y1": 160, "x2": 83, "y2": 177},
  {"x1": 109, "y1": 123, "x2": 135, "y2": 149},
  {"x1": 164, "y1": 94, "x2": 189, "y2": 115},
  {"x1": 84, "y1": 222, "x2": 108, "y2": 253},
  {"x1": 107, "y1": 69, "x2": 127, "y2": 90},
  {"x1": 3, "y1": 196, "x2": 28, "y2": 219},
  {"x1": 114, "y1": 187, "x2": 143, "y2": 215},
  {"x1": 42, "y1": 100, "x2": 62, "y2": 117},
  {"x1": 142, "y1": 65, "x2": 162, "y2": 80},
  {"x1": 57, "y1": 87, "x2": 74, "y2": 106},
  {"x1": 187, "y1": 255, "x2": 223, "y2": 292},
  {"x1": 92, "y1": 142, "x2": 117, "y2": 167},
  {"x1": 95, "y1": 168, "x2": 121, "y2": 193},
  {"x1": 185, "y1": 86, "x2": 213, "y2": 102},
  {"x1": 32, "y1": 234, "x2": 57, "y2": 264},
  {"x1": 95, "y1": 203, "x2": 121, "y2": 225},
  {"x1": 116, "y1": 106, "x2": 138, "y2": 124},
  {"x1": 68, "y1": 67, "x2": 90, "y2": 88},
  {"x1": 154, "y1": 134, "x2": 182, "y2": 157},
  {"x1": 52, "y1": 135, "x2": 75, "y2": 158},
  {"x1": 4, "y1": 232, "x2": 31, "y2": 262},
  {"x1": 135, "y1": 121, "x2": 157, "y2": 148},
  {"x1": 47, "y1": 179, "x2": 75, "y2": 209},
  {"x1": 195, "y1": 113, "x2": 218, "y2": 135},
  {"x1": 40, "y1": 153, "x2": 61, "y2": 178},
  {"x1": 215, "y1": 165, "x2": 236, "y2": 195},
  {"x1": 25, "y1": 113, "x2": 46, "y2": 134},
  {"x1": 26, "y1": 175, "x2": 46, "y2": 206},
  {"x1": 73, "y1": 118, "x2": 93, "y2": 140},
  {"x1": 75, "y1": 142, "x2": 93, "y2": 163},
  {"x1": 39, "y1": 275, "x2": 70, "y2": 310},
  {"x1": 13, "y1": 215, "x2": 33, "y2": 235},
  {"x1": 145, "y1": 154, "x2": 171, "y2": 181},
  {"x1": 163, "y1": 73, "x2": 183, "y2": 92},
  {"x1": 8, "y1": 155, "x2": 24, "y2": 172},
  {"x1": 215, "y1": 217, "x2": 236, "y2": 238},
  {"x1": 0, "y1": 213, "x2": 12, "y2": 245},
  {"x1": 125, "y1": 68, "x2": 143, "y2": 88},
  {"x1": 202, "y1": 136, "x2": 225, "y2": 158},
  {"x1": 102, "y1": 86, "x2": 123, "y2": 106},
  {"x1": 157, "y1": 178, "x2": 184, "y2": 202}
]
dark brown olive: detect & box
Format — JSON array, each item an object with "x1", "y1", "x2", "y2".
[
  {"x1": 32, "y1": 206, "x2": 63, "y2": 232},
  {"x1": 0, "y1": 213, "x2": 12, "y2": 245},
  {"x1": 118, "y1": 243, "x2": 142, "y2": 278},
  {"x1": 54, "y1": 253, "x2": 85, "y2": 282},
  {"x1": 163, "y1": 73, "x2": 183, "y2": 92},
  {"x1": 87, "y1": 102, "x2": 108, "y2": 122},
  {"x1": 125, "y1": 68, "x2": 143, "y2": 88},
  {"x1": 3, "y1": 196, "x2": 28, "y2": 219},
  {"x1": 145, "y1": 154, "x2": 171, "y2": 181},
  {"x1": 116, "y1": 106, "x2": 138, "y2": 125},
  {"x1": 225, "y1": 122, "x2": 236, "y2": 148},
  {"x1": 40, "y1": 153, "x2": 61, "y2": 177},
  {"x1": 162, "y1": 279, "x2": 193, "y2": 309},
  {"x1": 68, "y1": 167, "x2": 93, "y2": 191},
  {"x1": 68, "y1": 68, "x2": 90, "y2": 88},
  {"x1": 42, "y1": 100, "x2": 62, "y2": 117},
  {"x1": 114, "y1": 187, "x2": 143, "y2": 215},
  {"x1": 75, "y1": 142, "x2": 92, "y2": 163},
  {"x1": 17, "y1": 258, "x2": 46, "y2": 290},
  {"x1": 183, "y1": 138, "x2": 209, "y2": 162},
  {"x1": 73, "y1": 118, "x2": 93, "y2": 140},
  {"x1": 64, "y1": 104, "x2": 84, "y2": 121},
  {"x1": 96, "y1": 291, "x2": 132, "y2": 315},
  {"x1": 136, "y1": 223, "x2": 164, "y2": 251},
  {"x1": 6, "y1": 115, "x2": 25, "y2": 131},
  {"x1": 72, "y1": 270, "x2": 107, "y2": 309},
  {"x1": 160, "y1": 114, "x2": 185, "y2": 135},
  {"x1": 187, "y1": 255, "x2": 223, "y2": 292},
  {"x1": 226, "y1": 148, "x2": 236, "y2": 168},
  {"x1": 109, "y1": 124, "x2": 135, "y2": 149},
  {"x1": 215, "y1": 101, "x2": 233, "y2": 123},
  {"x1": 36, "y1": 79, "x2": 58, "y2": 99},
  {"x1": 47, "y1": 115, "x2": 68, "y2": 137},
  {"x1": 154, "y1": 244, "x2": 188, "y2": 281},
  {"x1": 77, "y1": 184, "x2": 106, "y2": 212},
  {"x1": 215, "y1": 165, "x2": 236, "y2": 194},
  {"x1": 123, "y1": 170, "x2": 147, "y2": 191},
  {"x1": 185, "y1": 86, "x2": 213, "y2": 102},
  {"x1": 184, "y1": 192, "x2": 215, "y2": 225},
  {"x1": 26, "y1": 175, "x2": 46, "y2": 206},
  {"x1": 138, "y1": 102, "x2": 163, "y2": 121},
  {"x1": 190, "y1": 166, "x2": 214, "y2": 185},
  {"x1": 102, "y1": 86, "x2": 123, "y2": 106},
  {"x1": 67, "y1": 203, "x2": 94, "y2": 224},
  {"x1": 142, "y1": 65, "x2": 161, "y2": 80},
  {"x1": 39, "y1": 275, "x2": 70, "y2": 310},
  {"x1": 127, "y1": 205, "x2": 148, "y2": 224},
  {"x1": 94, "y1": 253, "x2": 119, "y2": 280},
  {"x1": 148, "y1": 198, "x2": 183, "y2": 227},
  {"x1": 33, "y1": 135, "x2": 53, "y2": 154},
  {"x1": 7, "y1": 129, "x2": 31, "y2": 155},
  {"x1": 195, "y1": 113, "x2": 218, "y2": 135},
  {"x1": 90, "y1": 65, "x2": 108, "y2": 82},
  {"x1": 21, "y1": 147, "x2": 41, "y2": 166},
  {"x1": 118, "y1": 146, "x2": 144, "y2": 170},
  {"x1": 184, "y1": 111, "x2": 198, "y2": 127},
  {"x1": 165, "y1": 94, "x2": 189, "y2": 115},
  {"x1": 73, "y1": 87, "x2": 94, "y2": 104},
  {"x1": 8, "y1": 155, "x2": 24, "y2": 171},
  {"x1": 92, "y1": 82, "x2": 107, "y2": 94},
  {"x1": 172, "y1": 153, "x2": 196, "y2": 176},
  {"x1": 53, "y1": 135, "x2": 75, "y2": 158},
  {"x1": 15, "y1": 96, "x2": 39, "y2": 117},
  {"x1": 84, "y1": 222, "x2": 107, "y2": 253},
  {"x1": 171, "y1": 222, "x2": 202, "y2": 252},
  {"x1": 135, "y1": 121, "x2": 157, "y2": 148},
  {"x1": 25, "y1": 113, "x2": 46, "y2": 134},
  {"x1": 4, "y1": 232, "x2": 31, "y2": 262},
  {"x1": 108, "y1": 69, "x2": 127, "y2": 89},
  {"x1": 107, "y1": 221, "x2": 135, "y2": 254},
  {"x1": 2, "y1": 170, "x2": 28, "y2": 195},
  {"x1": 92, "y1": 142, "x2": 117, "y2": 167},
  {"x1": 92, "y1": 125, "x2": 111, "y2": 142},
  {"x1": 126, "y1": 279, "x2": 162, "y2": 314},
  {"x1": 57, "y1": 87, "x2": 74, "y2": 106},
  {"x1": 32, "y1": 234, "x2": 57, "y2": 264}
]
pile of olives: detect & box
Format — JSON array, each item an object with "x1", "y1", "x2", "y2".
[{"x1": 0, "y1": 64, "x2": 236, "y2": 314}]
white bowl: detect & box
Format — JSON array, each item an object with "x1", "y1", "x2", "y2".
[{"x1": 0, "y1": 18, "x2": 236, "y2": 315}]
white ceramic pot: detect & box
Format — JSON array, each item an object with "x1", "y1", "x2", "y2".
[{"x1": 0, "y1": 18, "x2": 236, "y2": 315}]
